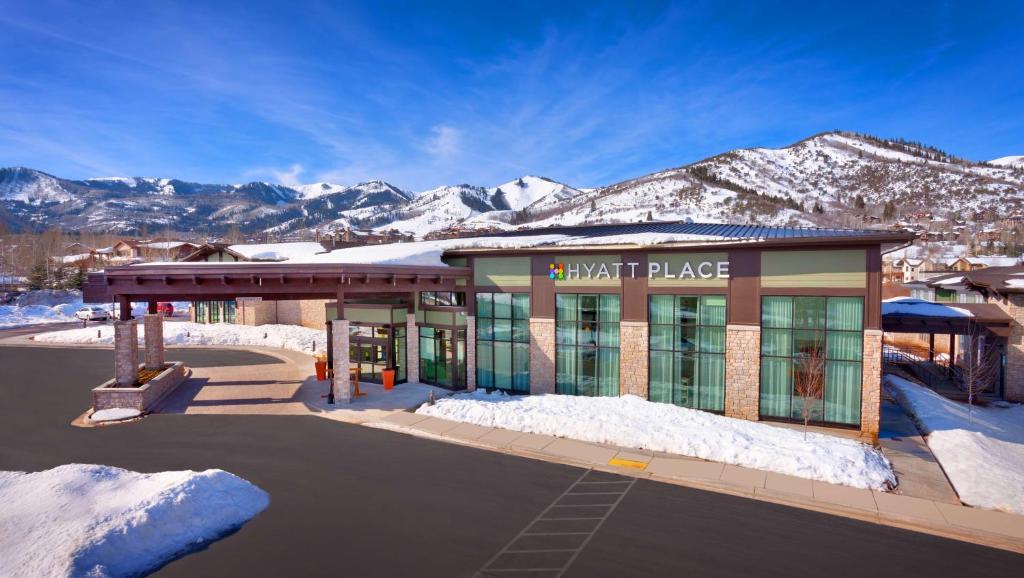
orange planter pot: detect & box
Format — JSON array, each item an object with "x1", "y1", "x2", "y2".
[
  {"x1": 314, "y1": 360, "x2": 327, "y2": 381},
  {"x1": 382, "y1": 368, "x2": 396, "y2": 390}
]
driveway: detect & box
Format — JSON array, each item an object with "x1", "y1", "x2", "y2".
[{"x1": 0, "y1": 343, "x2": 1020, "y2": 577}]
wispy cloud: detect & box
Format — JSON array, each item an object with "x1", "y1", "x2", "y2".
[{"x1": 424, "y1": 125, "x2": 462, "y2": 159}]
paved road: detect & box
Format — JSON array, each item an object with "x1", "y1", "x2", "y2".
[{"x1": 0, "y1": 344, "x2": 1020, "y2": 577}]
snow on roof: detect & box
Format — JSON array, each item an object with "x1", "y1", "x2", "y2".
[
  {"x1": 933, "y1": 275, "x2": 965, "y2": 285},
  {"x1": 288, "y1": 231, "x2": 738, "y2": 267},
  {"x1": 54, "y1": 253, "x2": 92, "y2": 264},
  {"x1": 227, "y1": 242, "x2": 327, "y2": 262},
  {"x1": 882, "y1": 297, "x2": 972, "y2": 318},
  {"x1": 1005, "y1": 279, "x2": 1024, "y2": 289},
  {"x1": 138, "y1": 241, "x2": 191, "y2": 250}
]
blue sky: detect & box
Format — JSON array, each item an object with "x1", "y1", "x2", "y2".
[{"x1": 1, "y1": 1, "x2": 1021, "y2": 191}]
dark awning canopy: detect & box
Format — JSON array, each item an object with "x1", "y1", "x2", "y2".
[{"x1": 882, "y1": 301, "x2": 1012, "y2": 337}]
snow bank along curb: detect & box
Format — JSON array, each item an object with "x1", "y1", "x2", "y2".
[
  {"x1": 416, "y1": 391, "x2": 896, "y2": 491},
  {"x1": 89, "y1": 408, "x2": 142, "y2": 422},
  {"x1": 885, "y1": 374, "x2": 1024, "y2": 515},
  {"x1": 33, "y1": 321, "x2": 326, "y2": 356},
  {"x1": 0, "y1": 464, "x2": 270, "y2": 578}
]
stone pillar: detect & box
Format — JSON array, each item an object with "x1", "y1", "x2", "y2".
[
  {"x1": 114, "y1": 319, "x2": 139, "y2": 387},
  {"x1": 406, "y1": 313, "x2": 419, "y2": 384},
  {"x1": 466, "y1": 315, "x2": 476, "y2": 391},
  {"x1": 143, "y1": 314, "x2": 164, "y2": 370},
  {"x1": 331, "y1": 319, "x2": 352, "y2": 403},
  {"x1": 619, "y1": 321, "x2": 648, "y2": 397},
  {"x1": 860, "y1": 329, "x2": 883, "y2": 442},
  {"x1": 724, "y1": 324, "x2": 761, "y2": 421},
  {"x1": 529, "y1": 318, "x2": 556, "y2": 394},
  {"x1": 1000, "y1": 294, "x2": 1024, "y2": 402}
]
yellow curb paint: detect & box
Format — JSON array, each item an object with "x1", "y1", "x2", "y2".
[{"x1": 608, "y1": 458, "x2": 648, "y2": 470}]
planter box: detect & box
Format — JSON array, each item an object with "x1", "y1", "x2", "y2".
[{"x1": 92, "y1": 362, "x2": 187, "y2": 412}]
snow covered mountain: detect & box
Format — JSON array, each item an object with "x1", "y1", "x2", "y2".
[{"x1": 3, "y1": 131, "x2": 1022, "y2": 237}]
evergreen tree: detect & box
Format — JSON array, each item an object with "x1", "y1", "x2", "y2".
[
  {"x1": 645, "y1": 211, "x2": 653, "y2": 221},
  {"x1": 813, "y1": 201, "x2": 824, "y2": 214},
  {"x1": 65, "y1": 267, "x2": 87, "y2": 290},
  {"x1": 882, "y1": 201, "x2": 897, "y2": 220},
  {"x1": 854, "y1": 195, "x2": 866, "y2": 210},
  {"x1": 27, "y1": 260, "x2": 47, "y2": 290}
]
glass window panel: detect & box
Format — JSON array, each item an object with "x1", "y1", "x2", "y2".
[
  {"x1": 761, "y1": 329, "x2": 792, "y2": 357},
  {"x1": 599, "y1": 294, "x2": 621, "y2": 323},
  {"x1": 477, "y1": 341, "x2": 493, "y2": 388},
  {"x1": 577, "y1": 348, "x2": 598, "y2": 396},
  {"x1": 649, "y1": 295, "x2": 674, "y2": 324},
  {"x1": 493, "y1": 318, "x2": 512, "y2": 341},
  {"x1": 580, "y1": 295, "x2": 598, "y2": 322},
  {"x1": 793, "y1": 330, "x2": 825, "y2": 358},
  {"x1": 477, "y1": 318, "x2": 494, "y2": 341},
  {"x1": 699, "y1": 326, "x2": 726, "y2": 354},
  {"x1": 827, "y1": 331, "x2": 863, "y2": 361},
  {"x1": 676, "y1": 296, "x2": 699, "y2": 325},
  {"x1": 453, "y1": 292, "x2": 466, "y2": 307},
  {"x1": 699, "y1": 295, "x2": 727, "y2": 326},
  {"x1": 676, "y1": 325, "x2": 697, "y2": 351},
  {"x1": 513, "y1": 294, "x2": 530, "y2": 319},
  {"x1": 649, "y1": 351, "x2": 673, "y2": 403},
  {"x1": 512, "y1": 342, "x2": 530, "y2": 392},
  {"x1": 476, "y1": 293, "x2": 493, "y2": 318},
  {"x1": 759, "y1": 357, "x2": 792, "y2": 418},
  {"x1": 494, "y1": 341, "x2": 512, "y2": 389},
  {"x1": 794, "y1": 297, "x2": 826, "y2": 329},
  {"x1": 578, "y1": 322, "x2": 597, "y2": 347},
  {"x1": 422, "y1": 292, "x2": 436, "y2": 306},
  {"x1": 556, "y1": 321, "x2": 576, "y2": 345},
  {"x1": 513, "y1": 320, "x2": 530, "y2": 343},
  {"x1": 597, "y1": 347, "x2": 620, "y2": 397},
  {"x1": 675, "y1": 352, "x2": 696, "y2": 408},
  {"x1": 761, "y1": 296, "x2": 793, "y2": 328},
  {"x1": 556, "y1": 294, "x2": 577, "y2": 321},
  {"x1": 436, "y1": 292, "x2": 452, "y2": 306},
  {"x1": 825, "y1": 361, "x2": 862, "y2": 425},
  {"x1": 827, "y1": 297, "x2": 863, "y2": 331},
  {"x1": 650, "y1": 325, "x2": 674, "y2": 350},
  {"x1": 698, "y1": 354, "x2": 725, "y2": 411},
  {"x1": 599, "y1": 323, "x2": 619, "y2": 347},
  {"x1": 493, "y1": 293, "x2": 512, "y2": 318},
  {"x1": 556, "y1": 348, "x2": 577, "y2": 395}
]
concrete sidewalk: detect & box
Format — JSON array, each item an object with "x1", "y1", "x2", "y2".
[{"x1": 370, "y1": 410, "x2": 1024, "y2": 555}]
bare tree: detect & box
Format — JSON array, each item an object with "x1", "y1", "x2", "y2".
[
  {"x1": 793, "y1": 334, "x2": 827, "y2": 440},
  {"x1": 953, "y1": 321, "x2": 1002, "y2": 423}
]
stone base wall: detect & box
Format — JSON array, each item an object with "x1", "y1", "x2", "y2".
[
  {"x1": 406, "y1": 314, "x2": 419, "y2": 384},
  {"x1": 995, "y1": 293, "x2": 1024, "y2": 401},
  {"x1": 114, "y1": 320, "x2": 139, "y2": 387},
  {"x1": 143, "y1": 314, "x2": 164, "y2": 370},
  {"x1": 276, "y1": 299, "x2": 330, "y2": 330},
  {"x1": 619, "y1": 321, "x2": 649, "y2": 398},
  {"x1": 236, "y1": 300, "x2": 279, "y2": 326},
  {"x1": 860, "y1": 329, "x2": 883, "y2": 442},
  {"x1": 93, "y1": 361, "x2": 186, "y2": 412},
  {"x1": 331, "y1": 319, "x2": 352, "y2": 402},
  {"x1": 724, "y1": 325, "x2": 760, "y2": 421},
  {"x1": 466, "y1": 315, "x2": 476, "y2": 391},
  {"x1": 529, "y1": 318, "x2": 556, "y2": 394}
]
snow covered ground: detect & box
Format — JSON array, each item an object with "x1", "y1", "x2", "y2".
[
  {"x1": 886, "y1": 374, "x2": 1024, "y2": 514},
  {"x1": 0, "y1": 464, "x2": 269, "y2": 578},
  {"x1": 416, "y1": 391, "x2": 895, "y2": 490},
  {"x1": 33, "y1": 321, "x2": 325, "y2": 354}
]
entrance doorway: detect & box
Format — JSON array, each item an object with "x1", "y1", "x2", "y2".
[
  {"x1": 419, "y1": 326, "x2": 466, "y2": 389},
  {"x1": 348, "y1": 324, "x2": 406, "y2": 384}
]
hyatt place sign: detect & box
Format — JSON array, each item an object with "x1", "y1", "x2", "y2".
[{"x1": 550, "y1": 260, "x2": 729, "y2": 280}]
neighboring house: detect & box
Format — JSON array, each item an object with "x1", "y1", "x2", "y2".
[
  {"x1": 51, "y1": 253, "x2": 97, "y2": 270},
  {"x1": 889, "y1": 257, "x2": 937, "y2": 283},
  {"x1": 135, "y1": 240, "x2": 199, "y2": 262},
  {"x1": 949, "y1": 256, "x2": 1020, "y2": 271}
]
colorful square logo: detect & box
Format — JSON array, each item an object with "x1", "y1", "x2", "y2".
[{"x1": 549, "y1": 262, "x2": 565, "y2": 280}]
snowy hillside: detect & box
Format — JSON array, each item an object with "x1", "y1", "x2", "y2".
[
  {"x1": 488, "y1": 175, "x2": 581, "y2": 211},
  {"x1": 378, "y1": 184, "x2": 502, "y2": 235},
  {"x1": 990, "y1": 155, "x2": 1024, "y2": 169},
  {"x1": 291, "y1": 182, "x2": 348, "y2": 199}
]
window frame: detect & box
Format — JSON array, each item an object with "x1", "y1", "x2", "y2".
[
  {"x1": 420, "y1": 291, "x2": 467, "y2": 309},
  {"x1": 647, "y1": 294, "x2": 727, "y2": 412},
  {"x1": 555, "y1": 293, "x2": 621, "y2": 397},
  {"x1": 475, "y1": 292, "x2": 530, "y2": 393}
]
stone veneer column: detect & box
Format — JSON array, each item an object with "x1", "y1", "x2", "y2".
[
  {"x1": 529, "y1": 318, "x2": 556, "y2": 394},
  {"x1": 619, "y1": 321, "x2": 649, "y2": 397},
  {"x1": 406, "y1": 313, "x2": 419, "y2": 384},
  {"x1": 331, "y1": 319, "x2": 352, "y2": 403},
  {"x1": 860, "y1": 329, "x2": 883, "y2": 442},
  {"x1": 114, "y1": 319, "x2": 139, "y2": 387},
  {"x1": 724, "y1": 324, "x2": 761, "y2": 421},
  {"x1": 1000, "y1": 294, "x2": 1024, "y2": 402},
  {"x1": 143, "y1": 314, "x2": 164, "y2": 370},
  {"x1": 465, "y1": 315, "x2": 476, "y2": 391}
]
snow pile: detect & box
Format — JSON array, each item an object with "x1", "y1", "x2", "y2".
[
  {"x1": 227, "y1": 242, "x2": 326, "y2": 262},
  {"x1": 13, "y1": 289, "x2": 82, "y2": 307},
  {"x1": 416, "y1": 391, "x2": 895, "y2": 490},
  {"x1": 0, "y1": 303, "x2": 79, "y2": 329},
  {"x1": 0, "y1": 464, "x2": 269, "y2": 578},
  {"x1": 886, "y1": 375, "x2": 1024, "y2": 514},
  {"x1": 90, "y1": 408, "x2": 142, "y2": 422},
  {"x1": 882, "y1": 297, "x2": 971, "y2": 318},
  {"x1": 34, "y1": 321, "x2": 325, "y2": 354}
]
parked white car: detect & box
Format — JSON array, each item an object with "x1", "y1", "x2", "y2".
[{"x1": 75, "y1": 306, "x2": 111, "y2": 322}]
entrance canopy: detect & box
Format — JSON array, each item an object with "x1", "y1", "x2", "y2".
[{"x1": 881, "y1": 298, "x2": 1012, "y2": 337}]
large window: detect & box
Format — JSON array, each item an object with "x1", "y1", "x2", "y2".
[
  {"x1": 419, "y1": 327, "x2": 466, "y2": 389},
  {"x1": 760, "y1": 296, "x2": 864, "y2": 426},
  {"x1": 556, "y1": 294, "x2": 620, "y2": 396},
  {"x1": 648, "y1": 295, "x2": 726, "y2": 411},
  {"x1": 476, "y1": 293, "x2": 530, "y2": 392}
]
